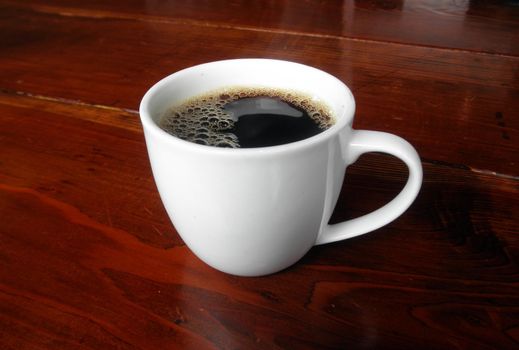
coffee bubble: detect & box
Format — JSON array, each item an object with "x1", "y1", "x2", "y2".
[{"x1": 160, "y1": 87, "x2": 334, "y2": 148}]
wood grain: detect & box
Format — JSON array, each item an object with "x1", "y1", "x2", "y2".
[
  {"x1": 1, "y1": 1, "x2": 519, "y2": 348},
  {"x1": 0, "y1": 93, "x2": 176, "y2": 249},
  {"x1": 6, "y1": 0, "x2": 519, "y2": 55},
  {"x1": 1, "y1": 92, "x2": 518, "y2": 349},
  {"x1": 0, "y1": 3, "x2": 517, "y2": 176}
]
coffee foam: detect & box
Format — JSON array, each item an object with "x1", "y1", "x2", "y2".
[{"x1": 160, "y1": 87, "x2": 334, "y2": 148}]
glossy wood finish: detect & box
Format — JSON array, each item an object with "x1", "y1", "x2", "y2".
[
  {"x1": 1, "y1": 2, "x2": 518, "y2": 176},
  {"x1": 5, "y1": 0, "x2": 519, "y2": 55},
  {"x1": 1, "y1": 1, "x2": 518, "y2": 349}
]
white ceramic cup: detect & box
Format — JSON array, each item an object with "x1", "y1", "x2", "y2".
[{"x1": 140, "y1": 59, "x2": 422, "y2": 276}]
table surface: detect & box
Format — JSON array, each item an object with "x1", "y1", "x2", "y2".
[{"x1": 1, "y1": 1, "x2": 518, "y2": 349}]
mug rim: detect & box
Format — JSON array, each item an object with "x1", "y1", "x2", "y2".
[{"x1": 139, "y1": 58, "x2": 355, "y2": 155}]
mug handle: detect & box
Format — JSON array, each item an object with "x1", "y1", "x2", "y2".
[{"x1": 315, "y1": 130, "x2": 423, "y2": 245}]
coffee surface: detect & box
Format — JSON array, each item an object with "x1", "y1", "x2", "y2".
[{"x1": 160, "y1": 87, "x2": 334, "y2": 148}]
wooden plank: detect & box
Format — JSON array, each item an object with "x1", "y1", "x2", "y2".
[
  {"x1": 0, "y1": 4, "x2": 517, "y2": 176},
  {"x1": 0, "y1": 93, "x2": 177, "y2": 249},
  {"x1": 5, "y1": 0, "x2": 519, "y2": 56},
  {"x1": 1, "y1": 93, "x2": 518, "y2": 349}
]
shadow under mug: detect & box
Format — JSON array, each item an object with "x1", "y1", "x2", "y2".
[{"x1": 140, "y1": 59, "x2": 423, "y2": 276}]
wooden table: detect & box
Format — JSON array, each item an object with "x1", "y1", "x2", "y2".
[{"x1": 1, "y1": 1, "x2": 518, "y2": 349}]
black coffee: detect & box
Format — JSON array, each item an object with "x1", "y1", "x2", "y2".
[{"x1": 160, "y1": 87, "x2": 334, "y2": 148}]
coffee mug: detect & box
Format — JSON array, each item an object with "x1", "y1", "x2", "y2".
[{"x1": 139, "y1": 59, "x2": 422, "y2": 276}]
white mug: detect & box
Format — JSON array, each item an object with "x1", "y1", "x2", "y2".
[{"x1": 140, "y1": 59, "x2": 422, "y2": 276}]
